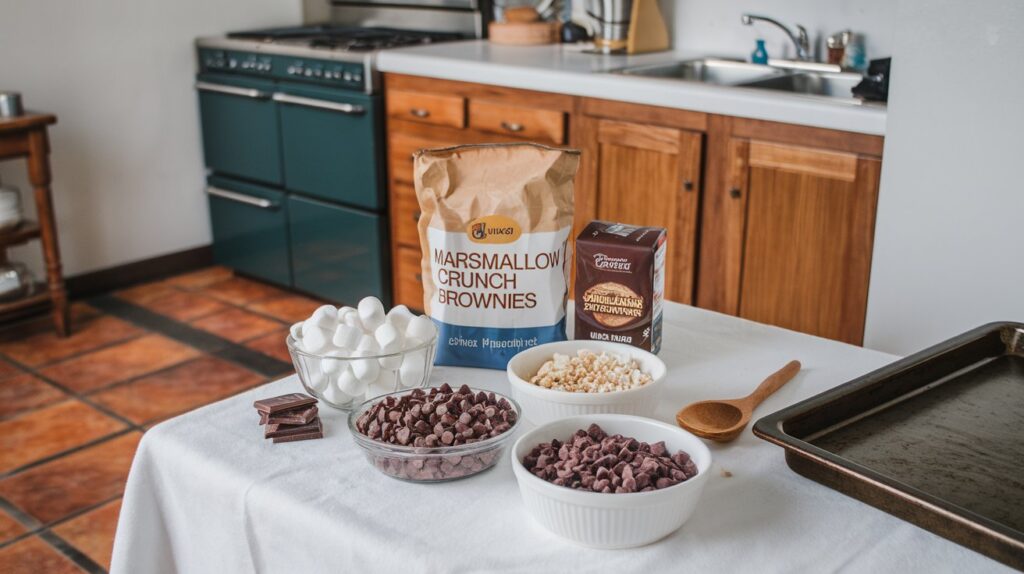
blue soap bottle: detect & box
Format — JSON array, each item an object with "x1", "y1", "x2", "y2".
[{"x1": 751, "y1": 39, "x2": 768, "y2": 64}]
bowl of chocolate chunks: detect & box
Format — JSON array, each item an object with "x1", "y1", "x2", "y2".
[
  {"x1": 348, "y1": 384, "x2": 521, "y2": 482},
  {"x1": 511, "y1": 414, "x2": 711, "y2": 549}
]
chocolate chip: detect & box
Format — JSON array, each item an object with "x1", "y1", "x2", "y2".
[{"x1": 522, "y1": 424, "x2": 697, "y2": 494}]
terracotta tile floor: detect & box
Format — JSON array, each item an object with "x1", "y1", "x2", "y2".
[{"x1": 0, "y1": 266, "x2": 319, "y2": 573}]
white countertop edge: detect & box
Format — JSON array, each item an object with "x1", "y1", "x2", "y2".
[{"x1": 377, "y1": 46, "x2": 887, "y2": 136}]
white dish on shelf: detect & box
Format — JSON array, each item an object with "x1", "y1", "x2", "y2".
[
  {"x1": 506, "y1": 340, "x2": 667, "y2": 425},
  {"x1": 511, "y1": 413, "x2": 711, "y2": 549}
]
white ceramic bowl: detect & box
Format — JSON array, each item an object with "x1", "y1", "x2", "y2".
[
  {"x1": 511, "y1": 414, "x2": 711, "y2": 549},
  {"x1": 506, "y1": 340, "x2": 667, "y2": 425}
]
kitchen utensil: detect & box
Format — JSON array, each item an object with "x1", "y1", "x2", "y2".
[
  {"x1": 348, "y1": 387, "x2": 521, "y2": 482},
  {"x1": 0, "y1": 92, "x2": 23, "y2": 117},
  {"x1": 506, "y1": 340, "x2": 667, "y2": 425},
  {"x1": 585, "y1": 0, "x2": 667, "y2": 54},
  {"x1": 676, "y1": 360, "x2": 801, "y2": 442},
  {"x1": 754, "y1": 322, "x2": 1024, "y2": 570},
  {"x1": 511, "y1": 414, "x2": 711, "y2": 548},
  {"x1": 0, "y1": 262, "x2": 34, "y2": 301},
  {"x1": 287, "y1": 334, "x2": 437, "y2": 411}
]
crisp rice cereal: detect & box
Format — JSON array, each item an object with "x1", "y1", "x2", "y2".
[{"x1": 529, "y1": 350, "x2": 652, "y2": 393}]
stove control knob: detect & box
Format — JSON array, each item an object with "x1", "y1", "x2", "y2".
[
  {"x1": 353, "y1": 74, "x2": 363, "y2": 84},
  {"x1": 228, "y1": 59, "x2": 238, "y2": 69},
  {"x1": 304, "y1": 69, "x2": 314, "y2": 77},
  {"x1": 343, "y1": 71, "x2": 353, "y2": 82}
]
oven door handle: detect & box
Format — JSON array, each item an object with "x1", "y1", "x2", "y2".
[
  {"x1": 206, "y1": 186, "x2": 278, "y2": 210},
  {"x1": 195, "y1": 81, "x2": 270, "y2": 100},
  {"x1": 272, "y1": 92, "x2": 365, "y2": 115}
]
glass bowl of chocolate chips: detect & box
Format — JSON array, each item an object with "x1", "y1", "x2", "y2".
[{"x1": 348, "y1": 384, "x2": 521, "y2": 482}]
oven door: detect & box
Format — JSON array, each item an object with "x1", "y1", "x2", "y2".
[
  {"x1": 196, "y1": 74, "x2": 282, "y2": 185},
  {"x1": 275, "y1": 83, "x2": 384, "y2": 211},
  {"x1": 288, "y1": 194, "x2": 390, "y2": 306},
  {"x1": 206, "y1": 175, "x2": 291, "y2": 287}
]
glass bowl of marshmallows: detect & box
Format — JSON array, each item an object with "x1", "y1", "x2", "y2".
[{"x1": 286, "y1": 296, "x2": 438, "y2": 410}]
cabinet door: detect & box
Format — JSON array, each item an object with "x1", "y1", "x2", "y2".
[
  {"x1": 587, "y1": 119, "x2": 702, "y2": 304},
  {"x1": 728, "y1": 140, "x2": 880, "y2": 344}
]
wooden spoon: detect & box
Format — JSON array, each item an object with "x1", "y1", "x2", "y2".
[{"x1": 676, "y1": 360, "x2": 802, "y2": 443}]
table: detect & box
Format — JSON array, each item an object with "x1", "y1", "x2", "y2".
[
  {"x1": 111, "y1": 303, "x2": 1011, "y2": 573},
  {"x1": 0, "y1": 113, "x2": 69, "y2": 335}
]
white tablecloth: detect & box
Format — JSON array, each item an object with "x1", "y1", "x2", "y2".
[{"x1": 110, "y1": 303, "x2": 1010, "y2": 573}]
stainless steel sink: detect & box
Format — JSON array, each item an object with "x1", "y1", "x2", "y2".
[
  {"x1": 739, "y1": 72, "x2": 864, "y2": 98},
  {"x1": 613, "y1": 58, "x2": 868, "y2": 103},
  {"x1": 615, "y1": 58, "x2": 785, "y2": 86}
]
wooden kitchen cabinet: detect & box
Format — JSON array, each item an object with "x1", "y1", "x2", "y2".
[
  {"x1": 576, "y1": 99, "x2": 706, "y2": 304},
  {"x1": 383, "y1": 74, "x2": 884, "y2": 344},
  {"x1": 697, "y1": 117, "x2": 884, "y2": 344}
]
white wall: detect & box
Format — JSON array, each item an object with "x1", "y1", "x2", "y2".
[
  {"x1": 0, "y1": 0, "x2": 301, "y2": 278},
  {"x1": 864, "y1": 0, "x2": 1024, "y2": 355},
  {"x1": 671, "y1": 0, "x2": 894, "y2": 62}
]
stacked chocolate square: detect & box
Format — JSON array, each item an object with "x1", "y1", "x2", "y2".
[{"x1": 254, "y1": 393, "x2": 323, "y2": 443}]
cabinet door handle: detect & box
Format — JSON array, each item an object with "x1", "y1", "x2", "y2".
[
  {"x1": 729, "y1": 187, "x2": 742, "y2": 199},
  {"x1": 195, "y1": 81, "x2": 270, "y2": 100},
  {"x1": 683, "y1": 179, "x2": 694, "y2": 192},
  {"x1": 501, "y1": 121, "x2": 524, "y2": 133},
  {"x1": 272, "y1": 93, "x2": 365, "y2": 115},
  {"x1": 206, "y1": 186, "x2": 277, "y2": 210},
  {"x1": 410, "y1": 108, "x2": 430, "y2": 118},
  {"x1": 413, "y1": 211, "x2": 421, "y2": 222}
]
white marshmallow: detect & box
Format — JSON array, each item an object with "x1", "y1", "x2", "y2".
[
  {"x1": 320, "y1": 350, "x2": 349, "y2": 375},
  {"x1": 365, "y1": 369, "x2": 398, "y2": 400},
  {"x1": 351, "y1": 336, "x2": 381, "y2": 382},
  {"x1": 301, "y1": 320, "x2": 332, "y2": 354},
  {"x1": 322, "y1": 380, "x2": 350, "y2": 405},
  {"x1": 399, "y1": 350, "x2": 427, "y2": 388},
  {"x1": 332, "y1": 323, "x2": 361, "y2": 351},
  {"x1": 336, "y1": 368, "x2": 368, "y2": 397},
  {"x1": 306, "y1": 370, "x2": 329, "y2": 393},
  {"x1": 337, "y1": 306, "x2": 356, "y2": 321},
  {"x1": 374, "y1": 322, "x2": 404, "y2": 369},
  {"x1": 311, "y1": 305, "x2": 339, "y2": 330},
  {"x1": 405, "y1": 315, "x2": 437, "y2": 343},
  {"x1": 342, "y1": 312, "x2": 364, "y2": 333},
  {"x1": 385, "y1": 305, "x2": 415, "y2": 333},
  {"x1": 357, "y1": 296, "x2": 386, "y2": 332},
  {"x1": 289, "y1": 322, "x2": 304, "y2": 341}
]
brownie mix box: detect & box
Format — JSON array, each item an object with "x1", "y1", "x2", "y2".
[{"x1": 574, "y1": 221, "x2": 666, "y2": 353}]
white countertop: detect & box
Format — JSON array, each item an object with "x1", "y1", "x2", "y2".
[
  {"x1": 377, "y1": 40, "x2": 887, "y2": 136},
  {"x1": 111, "y1": 302, "x2": 1008, "y2": 573}
]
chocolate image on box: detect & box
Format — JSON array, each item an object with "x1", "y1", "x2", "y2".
[{"x1": 575, "y1": 221, "x2": 666, "y2": 354}]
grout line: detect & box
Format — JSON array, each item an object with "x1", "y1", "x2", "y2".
[
  {"x1": 0, "y1": 355, "x2": 142, "y2": 430},
  {"x1": 0, "y1": 494, "x2": 42, "y2": 533},
  {"x1": 0, "y1": 429, "x2": 137, "y2": 480},
  {"x1": 0, "y1": 492, "x2": 125, "y2": 553},
  {"x1": 40, "y1": 528, "x2": 108, "y2": 574},
  {"x1": 90, "y1": 295, "x2": 294, "y2": 378}
]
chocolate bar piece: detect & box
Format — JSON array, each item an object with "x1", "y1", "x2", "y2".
[
  {"x1": 254, "y1": 393, "x2": 316, "y2": 415},
  {"x1": 268, "y1": 405, "x2": 318, "y2": 426},
  {"x1": 265, "y1": 417, "x2": 321, "y2": 439},
  {"x1": 259, "y1": 411, "x2": 269, "y2": 425},
  {"x1": 272, "y1": 419, "x2": 323, "y2": 443}
]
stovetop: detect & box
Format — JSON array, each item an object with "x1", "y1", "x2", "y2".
[{"x1": 227, "y1": 25, "x2": 466, "y2": 53}]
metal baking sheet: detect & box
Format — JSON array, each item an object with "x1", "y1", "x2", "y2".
[{"x1": 753, "y1": 322, "x2": 1024, "y2": 569}]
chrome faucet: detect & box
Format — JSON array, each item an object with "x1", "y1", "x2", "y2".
[{"x1": 741, "y1": 14, "x2": 811, "y2": 61}]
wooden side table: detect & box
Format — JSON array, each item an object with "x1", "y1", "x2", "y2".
[{"x1": 0, "y1": 113, "x2": 69, "y2": 336}]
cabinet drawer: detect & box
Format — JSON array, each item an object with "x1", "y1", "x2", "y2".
[
  {"x1": 387, "y1": 90, "x2": 465, "y2": 129},
  {"x1": 468, "y1": 100, "x2": 565, "y2": 144},
  {"x1": 392, "y1": 183, "x2": 422, "y2": 248},
  {"x1": 394, "y1": 246, "x2": 425, "y2": 311},
  {"x1": 388, "y1": 132, "x2": 455, "y2": 185}
]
